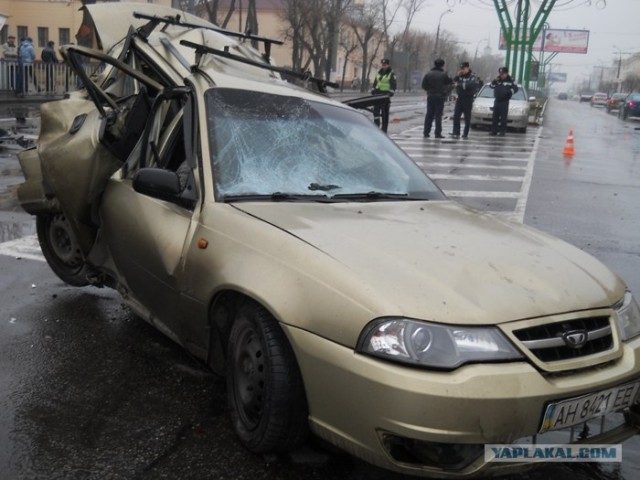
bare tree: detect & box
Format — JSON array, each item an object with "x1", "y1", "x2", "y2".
[
  {"x1": 349, "y1": 1, "x2": 385, "y2": 92},
  {"x1": 397, "y1": 29, "x2": 432, "y2": 91},
  {"x1": 280, "y1": 0, "x2": 311, "y2": 71},
  {"x1": 338, "y1": 29, "x2": 359, "y2": 91},
  {"x1": 279, "y1": 0, "x2": 354, "y2": 79}
]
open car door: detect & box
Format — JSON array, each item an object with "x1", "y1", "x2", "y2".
[{"x1": 19, "y1": 41, "x2": 167, "y2": 257}]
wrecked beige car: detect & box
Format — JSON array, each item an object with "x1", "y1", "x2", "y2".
[{"x1": 17, "y1": 4, "x2": 640, "y2": 478}]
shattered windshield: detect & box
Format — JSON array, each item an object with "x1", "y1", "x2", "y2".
[{"x1": 205, "y1": 88, "x2": 444, "y2": 202}]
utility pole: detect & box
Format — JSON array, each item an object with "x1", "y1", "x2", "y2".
[{"x1": 613, "y1": 46, "x2": 634, "y2": 93}]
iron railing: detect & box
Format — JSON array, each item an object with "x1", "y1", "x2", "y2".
[{"x1": 0, "y1": 60, "x2": 102, "y2": 97}]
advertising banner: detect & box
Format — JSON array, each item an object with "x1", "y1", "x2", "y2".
[
  {"x1": 499, "y1": 29, "x2": 589, "y2": 54},
  {"x1": 547, "y1": 72, "x2": 568, "y2": 83}
]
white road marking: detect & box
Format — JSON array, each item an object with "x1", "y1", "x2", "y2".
[
  {"x1": 445, "y1": 191, "x2": 521, "y2": 198},
  {"x1": 0, "y1": 234, "x2": 44, "y2": 261},
  {"x1": 514, "y1": 127, "x2": 543, "y2": 222},
  {"x1": 394, "y1": 124, "x2": 543, "y2": 222},
  {"x1": 415, "y1": 162, "x2": 526, "y2": 171},
  {"x1": 428, "y1": 173, "x2": 524, "y2": 182}
]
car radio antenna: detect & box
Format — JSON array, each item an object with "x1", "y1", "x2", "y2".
[
  {"x1": 133, "y1": 11, "x2": 283, "y2": 63},
  {"x1": 179, "y1": 40, "x2": 339, "y2": 94}
]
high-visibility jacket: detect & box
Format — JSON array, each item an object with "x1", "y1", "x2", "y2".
[{"x1": 374, "y1": 69, "x2": 396, "y2": 93}]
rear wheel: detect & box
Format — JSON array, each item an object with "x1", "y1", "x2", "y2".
[
  {"x1": 36, "y1": 214, "x2": 89, "y2": 286},
  {"x1": 226, "y1": 303, "x2": 308, "y2": 453}
]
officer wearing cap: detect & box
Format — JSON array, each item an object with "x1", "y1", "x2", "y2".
[
  {"x1": 489, "y1": 66, "x2": 518, "y2": 136},
  {"x1": 421, "y1": 58, "x2": 452, "y2": 138},
  {"x1": 371, "y1": 58, "x2": 397, "y2": 133},
  {"x1": 450, "y1": 61, "x2": 482, "y2": 139}
]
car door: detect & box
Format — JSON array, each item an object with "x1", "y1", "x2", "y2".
[{"x1": 99, "y1": 89, "x2": 201, "y2": 340}]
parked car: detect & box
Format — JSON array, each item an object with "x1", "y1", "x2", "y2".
[
  {"x1": 471, "y1": 84, "x2": 531, "y2": 133},
  {"x1": 557, "y1": 92, "x2": 568, "y2": 100},
  {"x1": 579, "y1": 92, "x2": 594, "y2": 103},
  {"x1": 590, "y1": 92, "x2": 608, "y2": 107},
  {"x1": 607, "y1": 92, "x2": 630, "y2": 113},
  {"x1": 619, "y1": 92, "x2": 640, "y2": 120},
  {"x1": 16, "y1": 4, "x2": 640, "y2": 478}
]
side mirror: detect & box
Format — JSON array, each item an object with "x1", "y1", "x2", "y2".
[{"x1": 133, "y1": 168, "x2": 181, "y2": 201}]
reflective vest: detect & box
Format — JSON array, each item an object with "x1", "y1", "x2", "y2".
[{"x1": 376, "y1": 71, "x2": 393, "y2": 92}]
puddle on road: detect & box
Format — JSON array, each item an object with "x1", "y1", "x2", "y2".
[{"x1": 0, "y1": 105, "x2": 39, "y2": 240}]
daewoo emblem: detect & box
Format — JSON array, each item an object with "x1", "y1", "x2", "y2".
[{"x1": 562, "y1": 329, "x2": 588, "y2": 349}]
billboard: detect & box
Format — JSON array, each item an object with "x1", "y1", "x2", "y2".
[
  {"x1": 499, "y1": 29, "x2": 589, "y2": 54},
  {"x1": 547, "y1": 72, "x2": 568, "y2": 83}
]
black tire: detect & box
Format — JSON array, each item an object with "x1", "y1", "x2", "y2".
[
  {"x1": 226, "y1": 303, "x2": 308, "y2": 453},
  {"x1": 36, "y1": 214, "x2": 89, "y2": 286}
]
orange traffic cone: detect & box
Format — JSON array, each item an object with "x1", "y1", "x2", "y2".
[{"x1": 562, "y1": 130, "x2": 575, "y2": 157}]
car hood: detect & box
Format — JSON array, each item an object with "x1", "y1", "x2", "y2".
[
  {"x1": 235, "y1": 201, "x2": 624, "y2": 325},
  {"x1": 473, "y1": 97, "x2": 528, "y2": 109},
  {"x1": 84, "y1": 3, "x2": 213, "y2": 52}
]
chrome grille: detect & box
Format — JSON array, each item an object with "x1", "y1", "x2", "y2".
[{"x1": 513, "y1": 316, "x2": 613, "y2": 362}]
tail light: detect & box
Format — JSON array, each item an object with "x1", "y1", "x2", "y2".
[{"x1": 629, "y1": 101, "x2": 638, "y2": 107}]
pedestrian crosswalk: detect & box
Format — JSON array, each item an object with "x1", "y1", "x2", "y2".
[{"x1": 391, "y1": 125, "x2": 542, "y2": 222}]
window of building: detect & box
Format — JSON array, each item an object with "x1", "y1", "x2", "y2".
[
  {"x1": 38, "y1": 27, "x2": 49, "y2": 48},
  {"x1": 0, "y1": 25, "x2": 7, "y2": 44},
  {"x1": 17, "y1": 26, "x2": 28, "y2": 42},
  {"x1": 59, "y1": 28, "x2": 70, "y2": 46}
]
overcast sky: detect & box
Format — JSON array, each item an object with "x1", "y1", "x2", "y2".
[{"x1": 411, "y1": 0, "x2": 640, "y2": 88}]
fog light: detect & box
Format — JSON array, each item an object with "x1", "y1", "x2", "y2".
[{"x1": 382, "y1": 433, "x2": 484, "y2": 470}]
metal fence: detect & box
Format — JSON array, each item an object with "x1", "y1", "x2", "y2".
[{"x1": 0, "y1": 60, "x2": 101, "y2": 97}]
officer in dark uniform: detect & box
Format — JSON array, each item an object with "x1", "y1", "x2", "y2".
[
  {"x1": 450, "y1": 61, "x2": 482, "y2": 139},
  {"x1": 371, "y1": 58, "x2": 397, "y2": 133},
  {"x1": 421, "y1": 58, "x2": 452, "y2": 138},
  {"x1": 489, "y1": 67, "x2": 518, "y2": 136}
]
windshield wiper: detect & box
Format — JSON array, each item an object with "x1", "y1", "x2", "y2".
[
  {"x1": 331, "y1": 191, "x2": 415, "y2": 201},
  {"x1": 308, "y1": 182, "x2": 341, "y2": 191},
  {"x1": 222, "y1": 192, "x2": 330, "y2": 202}
]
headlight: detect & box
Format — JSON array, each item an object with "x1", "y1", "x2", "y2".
[
  {"x1": 614, "y1": 292, "x2": 640, "y2": 341},
  {"x1": 357, "y1": 318, "x2": 523, "y2": 370},
  {"x1": 509, "y1": 105, "x2": 528, "y2": 115}
]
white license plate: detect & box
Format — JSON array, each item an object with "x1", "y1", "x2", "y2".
[{"x1": 540, "y1": 380, "x2": 640, "y2": 433}]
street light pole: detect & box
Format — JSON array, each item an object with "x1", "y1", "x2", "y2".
[
  {"x1": 613, "y1": 45, "x2": 634, "y2": 93},
  {"x1": 433, "y1": 9, "x2": 452, "y2": 60}
]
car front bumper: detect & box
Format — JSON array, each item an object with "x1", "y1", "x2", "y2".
[
  {"x1": 470, "y1": 111, "x2": 529, "y2": 129},
  {"x1": 286, "y1": 326, "x2": 640, "y2": 478}
]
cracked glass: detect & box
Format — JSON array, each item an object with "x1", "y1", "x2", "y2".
[{"x1": 206, "y1": 88, "x2": 443, "y2": 201}]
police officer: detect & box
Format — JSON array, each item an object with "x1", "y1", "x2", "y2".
[
  {"x1": 450, "y1": 61, "x2": 482, "y2": 139},
  {"x1": 371, "y1": 58, "x2": 397, "y2": 133},
  {"x1": 489, "y1": 67, "x2": 518, "y2": 136},
  {"x1": 421, "y1": 58, "x2": 452, "y2": 138}
]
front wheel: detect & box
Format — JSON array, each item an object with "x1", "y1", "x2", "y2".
[
  {"x1": 226, "y1": 303, "x2": 308, "y2": 453},
  {"x1": 36, "y1": 214, "x2": 89, "y2": 286}
]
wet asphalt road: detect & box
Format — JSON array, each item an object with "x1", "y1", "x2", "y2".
[{"x1": 0, "y1": 98, "x2": 639, "y2": 479}]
